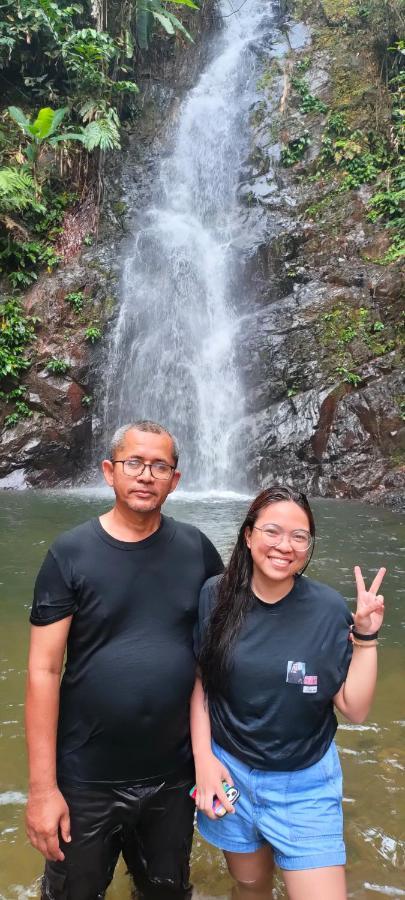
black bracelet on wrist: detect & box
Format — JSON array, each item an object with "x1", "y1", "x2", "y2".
[{"x1": 351, "y1": 626, "x2": 379, "y2": 641}]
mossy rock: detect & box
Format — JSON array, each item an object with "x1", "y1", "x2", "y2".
[
  {"x1": 320, "y1": 0, "x2": 357, "y2": 25},
  {"x1": 113, "y1": 201, "x2": 128, "y2": 217}
]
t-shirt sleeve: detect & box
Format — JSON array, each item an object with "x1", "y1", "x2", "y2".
[
  {"x1": 200, "y1": 532, "x2": 224, "y2": 579},
  {"x1": 30, "y1": 550, "x2": 78, "y2": 625},
  {"x1": 193, "y1": 575, "x2": 221, "y2": 659}
]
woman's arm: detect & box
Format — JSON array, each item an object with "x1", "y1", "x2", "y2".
[
  {"x1": 190, "y1": 675, "x2": 235, "y2": 819},
  {"x1": 334, "y1": 566, "x2": 385, "y2": 724}
]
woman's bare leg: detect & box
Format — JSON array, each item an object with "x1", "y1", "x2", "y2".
[
  {"x1": 282, "y1": 865, "x2": 346, "y2": 900},
  {"x1": 224, "y1": 846, "x2": 275, "y2": 900}
]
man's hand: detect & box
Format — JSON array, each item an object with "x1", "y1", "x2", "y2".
[
  {"x1": 26, "y1": 786, "x2": 71, "y2": 861},
  {"x1": 194, "y1": 751, "x2": 235, "y2": 820}
]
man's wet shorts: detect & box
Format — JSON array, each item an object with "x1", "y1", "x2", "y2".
[
  {"x1": 197, "y1": 740, "x2": 346, "y2": 871},
  {"x1": 42, "y1": 770, "x2": 195, "y2": 900}
]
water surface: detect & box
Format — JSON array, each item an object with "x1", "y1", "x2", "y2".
[{"x1": 0, "y1": 490, "x2": 404, "y2": 899}]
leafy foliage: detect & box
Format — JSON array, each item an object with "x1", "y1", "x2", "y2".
[
  {"x1": 0, "y1": 297, "x2": 38, "y2": 380},
  {"x1": 0, "y1": 0, "x2": 201, "y2": 288},
  {"x1": 85, "y1": 326, "x2": 102, "y2": 342},
  {"x1": 0, "y1": 168, "x2": 44, "y2": 214},
  {"x1": 291, "y1": 76, "x2": 328, "y2": 114},
  {"x1": 46, "y1": 357, "x2": 70, "y2": 374},
  {"x1": 0, "y1": 240, "x2": 60, "y2": 288},
  {"x1": 281, "y1": 131, "x2": 311, "y2": 167},
  {"x1": 319, "y1": 303, "x2": 400, "y2": 387},
  {"x1": 65, "y1": 290, "x2": 85, "y2": 312},
  {"x1": 80, "y1": 109, "x2": 121, "y2": 151},
  {"x1": 135, "y1": 0, "x2": 197, "y2": 50}
]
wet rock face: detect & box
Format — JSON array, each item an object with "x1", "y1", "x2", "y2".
[
  {"x1": 0, "y1": 261, "x2": 114, "y2": 488},
  {"x1": 237, "y1": 278, "x2": 404, "y2": 505},
  {"x1": 231, "y1": 11, "x2": 404, "y2": 510}
]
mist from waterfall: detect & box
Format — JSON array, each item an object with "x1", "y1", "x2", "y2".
[{"x1": 104, "y1": 0, "x2": 275, "y2": 490}]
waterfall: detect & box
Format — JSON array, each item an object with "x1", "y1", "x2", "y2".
[{"x1": 103, "y1": 0, "x2": 276, "y2": 490}]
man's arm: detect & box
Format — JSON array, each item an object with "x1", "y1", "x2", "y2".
[{"x1": 25, "y1": 617, "x2": 72, "y2": 861}]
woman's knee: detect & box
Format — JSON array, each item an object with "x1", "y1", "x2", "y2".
[
  {"x1": 233, "y1": 874, "x2": 273, "y2": 893},
  {"x1": 224, "y1": 847, "x2": 275, "y2": 892}
]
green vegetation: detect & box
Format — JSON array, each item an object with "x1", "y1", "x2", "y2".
[
  {"x1": 81, "y1": 393, "x2": 93, "y2": 407},
  {"x1": 4, "y1": 399, "x2": 33, "y2": 428},
  {"x1": 282, "y1": 2, "x2": 404, "y2": 261},
  {"x1": 319, "y1": 304, "x2": 401, "y2": 387},
  {"x1": 281, "y1": 131, "x2": 311, "y2": 167},
  {"x1": 0, "y1": 0, "x2": 199, "y2": 292},
  {"x1": 291, "y1": 76, "x2": 328, "y2": 115},
  {"x1": 65, "y1": 290, "x2": 85, "y2": 313},
  {"x1": 46, "y1": 357, "x2": 70, "y2": 375},
  {"x1": 318, "y1": 116, "x2": 391, "y2": 191},
  {"x1": 0, "y1": 297, "x2": 38, "y2": 379},
  {"x1": 84, "y1": 326, "x2": 102, "y2": 343},
  {"x1": 0, "y1": 383, "x2": 34, "y2": 427}
]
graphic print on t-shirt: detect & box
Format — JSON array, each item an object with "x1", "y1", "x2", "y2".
[
  {"x1": 286, "y1": 661, "x2": 306, "y2": 684},
  {"x1": 303, "y1": 674, "x2": 318, "y2": 694}
]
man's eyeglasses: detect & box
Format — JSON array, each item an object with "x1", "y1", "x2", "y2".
[
  {"x1": 112, "y1": 458, "x2": 176, "y2": 481},
  {"x1": 252, "y1": 524, "x2": 313, "y2": 552}
]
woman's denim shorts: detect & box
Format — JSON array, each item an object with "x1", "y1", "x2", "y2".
[{"x1": 197, "y1": 740, "x2": 345, "y2": 871}]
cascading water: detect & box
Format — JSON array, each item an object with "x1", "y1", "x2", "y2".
[{"x1": 103, "y1": 0, "x2": 276, "y2": 490}]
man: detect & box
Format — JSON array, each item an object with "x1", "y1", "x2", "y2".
[{"x1": 26, "y1": 420, "x2": 223, "y2": 900}]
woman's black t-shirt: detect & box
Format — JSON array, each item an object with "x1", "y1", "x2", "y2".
[{"x1": 196, "y1": 574, "x2": 353, "y2": 771}]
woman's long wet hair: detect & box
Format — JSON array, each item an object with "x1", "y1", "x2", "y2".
[{"x1": 199, "y1": 485, "x2": 316, "y2": 697}]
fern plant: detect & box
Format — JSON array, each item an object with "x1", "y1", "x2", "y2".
[
  {"x1": 80, "y1": 108, "x2": 122, "y2": 151},
  {"x1": 0, "y1": 168, "x2": 45, "y2": 214}
]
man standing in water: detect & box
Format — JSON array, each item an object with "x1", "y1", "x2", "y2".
[{"x1": 25, "y1": 420, "x2": 224, "y2": 900}]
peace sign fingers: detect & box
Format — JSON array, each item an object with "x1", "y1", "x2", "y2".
[
  {"x1": 354, "y1": 565, "x2": 387, "y2": 634},
  {"x1": 370, "y1": 567, "x2": 387, "y2": 595},
  {"x1": 354, "y1": 566, "x2": 386, "y2": 596},
  {"x1": 354, "y1": 566, "x2": 366, "y2": 594}
]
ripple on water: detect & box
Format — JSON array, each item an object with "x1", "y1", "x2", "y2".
[
  {"x1": 0, "y1": 883, "x2": 41, "y2": 900},
  {"x1": 364, "y1": 884, "x2": 405, "y2": 896},
  {"x1": 363, "y1": 828, "x2": 405, "y2": 867},
  {"x1": 339, "y1": 724, "x2": 381, "y2": 733},
  {"x1": 0, "y1": 792, "x2": 26, "y2": 806}
]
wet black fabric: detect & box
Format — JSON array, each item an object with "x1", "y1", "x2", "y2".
[
  {"x1": 41, "y1": 773, "x2": 195, "y2": 900},
  {"x1": 196, "y1": 574, "x2": 353, "y2": 771},
  {"x1": 30, "y1": 516, "x2": 223, "y2": 784}
]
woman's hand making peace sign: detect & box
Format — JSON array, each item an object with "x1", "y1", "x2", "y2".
[{"x1": 353, "y1": 565, "x2": 386, "y2": 636}]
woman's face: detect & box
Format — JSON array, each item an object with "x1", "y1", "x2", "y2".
[{"x1": 245, "y1": 500, "x2": 311, "y2": 587}]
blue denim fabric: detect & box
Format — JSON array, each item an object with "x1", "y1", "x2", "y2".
[{"x1": 197, "y1": 740, "x2": 346, "y2": 871}]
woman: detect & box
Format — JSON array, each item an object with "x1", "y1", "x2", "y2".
[{"x1": 191, "y1": 486, "x2": 385, "y2": 900}]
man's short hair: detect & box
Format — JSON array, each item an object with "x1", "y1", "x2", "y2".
[{"x1": 109, "y1": 421, "x2": 179, "y2": 466}]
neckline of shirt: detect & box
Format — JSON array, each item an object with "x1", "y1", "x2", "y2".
[
  {"x1": 252, "y1": 576, "x2": 301, "y2": 610},
  {"x1": 91, "y1": 514, "x2": 176, "y2": 550}
]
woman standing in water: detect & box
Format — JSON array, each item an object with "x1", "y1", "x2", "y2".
[{"x1": 191, "y1": 486, "x2": 385, "y2": 900}]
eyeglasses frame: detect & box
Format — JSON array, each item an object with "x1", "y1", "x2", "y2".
[
  {"x1": 111, "y1": 459, "x2": 176, "y2": 481},
  {"x1": 252, "y1": 524, "x2": 313, "y2": 552}
]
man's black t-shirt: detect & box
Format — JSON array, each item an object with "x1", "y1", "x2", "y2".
[
  {"x1": 196, "y1": 574, "x2": 353, "y2": 771},
  {"x1": 30, "y1": 516, "x2": 223, "y2": 785}
]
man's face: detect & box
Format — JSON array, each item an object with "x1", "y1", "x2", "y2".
[{"x1": 102, "y1": 429, "x2": 180, "y2": 514}]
